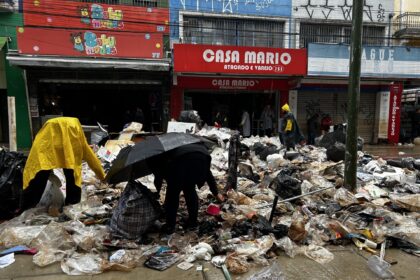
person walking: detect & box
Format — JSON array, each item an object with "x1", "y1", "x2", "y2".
[
  {"x1": 239, "y1": 110, "x2": 251, "y2": 137},
  {"x1": 22, "y1": 117, "x2": 106, "y2": 210},
  {"x1": 307, "y1": 113, "x2": 320, "y2": 145},
  {"x1": 280, "y1": 104, "x2": 303, "y2": 151},
  {"x1": 260, "y1": 105, "x2": 274, "y2": 137}
]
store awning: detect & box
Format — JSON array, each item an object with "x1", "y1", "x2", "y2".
[
  {"x1": 6, "y1": 51, "x2": 170, "y2": 71},
  {"x1": 0, "y1": 37, "x2": 8, "y2": 50}
]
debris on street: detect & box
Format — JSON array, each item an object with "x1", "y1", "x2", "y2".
[{"x1": 0, "y1": 127, "x2": 419, "y2": 277}]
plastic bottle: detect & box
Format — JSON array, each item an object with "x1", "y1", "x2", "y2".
[{"x1": 367, "y1": 255, "x2": 394, "y2": 279}]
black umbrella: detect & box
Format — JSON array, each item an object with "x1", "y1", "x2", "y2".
[{"x1": 105, "y1": 133, "x2": 211, "y2": 184}]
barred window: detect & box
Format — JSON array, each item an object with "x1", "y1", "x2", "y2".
[
  {"x1": 299, "y1": 23, "x2": 386, "y2": 48},
  {"x1": 183, "y1": 16, "x2": 284, "y2": 48},
  {"x1": 71, "y1": 0, "x2": 160, "y2": 7}
]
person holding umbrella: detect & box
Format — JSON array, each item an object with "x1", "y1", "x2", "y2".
[
  {"x1": 151, "y1": 143, "x2": 225, "y2": 234},
  {"x1": 106, "y1": 133, "x2": 225, "y2": 235}
]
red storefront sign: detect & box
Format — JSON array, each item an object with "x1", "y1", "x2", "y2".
[
  {"x1": 173, "y1": 44, "x2": 307, "y2": 76},
  {"x1": 23, "y1": 0, "x2": 169, "y2": 34},
  {"x1": 176, "y1": 76, "x2": 289, "y2": 91},
  {"x1": 388, "y1": 83, "x2": 403, "y2": 144},
  {"x1": 17, "y1": 27, "x2": 163, "y2": 59}
]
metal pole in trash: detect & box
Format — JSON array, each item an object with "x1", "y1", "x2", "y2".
[
  {"x1": 268, "y1": 185, "x2": 336, "y2": 223},
  {"x1": 344, "y1": 0, "x2": 363, "y2": 192}
]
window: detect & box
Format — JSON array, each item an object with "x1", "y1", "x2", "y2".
[
  {"x1": 183, "y1": 16, "x2": 284, "y2": 48},
  {"x1": 72, "y1": 0, "x2": 159, "y2": 7},
  {"x1": 299, "y1": 23, "x2": 386, "y2": 48}
]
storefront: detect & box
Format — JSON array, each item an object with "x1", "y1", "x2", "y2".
[
  {"x1": 171, "y1": 44, "x2": 307, "y2": 135},
  {"x1": 9, "y1": 0, "x2": 171, "y2": 135},
  {"x1": 296, "y1": 43, "x2": 420, "y2": 144}
]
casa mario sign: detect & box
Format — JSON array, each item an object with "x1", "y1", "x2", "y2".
[
  {"x1": 174, "y1": 44, "x2": 307, "y2": 76},
  {"x1": 176, "y1": 76, "x2": 290, "y2": 91}
]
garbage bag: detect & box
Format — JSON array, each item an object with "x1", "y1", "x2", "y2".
[
  {"x1": 109, "y1": 181, "x2": 161, "y2": 240},
  {"x1": 386, "y1": 236, "x2": 420, "y2": 256},
  {"x1": 226, "y1": 254, "x2": 250, "y2": 274},
  {"x1": 270, "y1": 168, "x2": 301, "y2": 199},
  {"x1": 179, "y1": 110, "x2": 202, "y2": 125},
  {"x1": 247, "y1": 262, "x2": 285, "y2": 280},
  {"x1": 0, "y1": 149, "x2": 26, "y2": 219},
  {"x1": 326, "y1": 142, "x2": 345, "y2": 162},
  {"x1": 252, "y1": 143, "x2": 279, "y2": 161},
  {"x1": 288, "y1": 212, "x2": 308, "y2": 244}
]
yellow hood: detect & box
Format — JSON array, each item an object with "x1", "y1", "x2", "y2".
[
  {"x1": 281, "y1": 104, "x2": 290, "y2": 112},
  {"x1": 23, "y1": 117, "x2": 105, "y2": 189}
]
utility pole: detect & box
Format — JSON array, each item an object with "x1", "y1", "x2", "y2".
[{"x1": 344, "y1": 0, "x2": 363, "y2": 192}]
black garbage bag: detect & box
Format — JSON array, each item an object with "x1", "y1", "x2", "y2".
[
  {"x1": 270, "y1": 168, "x2": 301, "y2": 199},
  {"x1": 252, "y1": 142, "x2": 279, "y2": 160},
  {"x1": 386, "y1": 236, "x2": 420, "y2": 256},
  {"x1": 179, "y1": 110, "x2": 202, "y2": 124},
  {"x1": 326, "y1": 142, "x2": 346, "y2": 162},
  {"x1": 319, "y1": 130, "x2": 364, "y2": 151},
  {"x1": 0, "y1": 149, "x2": 26, "y2": 220}
]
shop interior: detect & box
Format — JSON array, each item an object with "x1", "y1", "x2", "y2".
[
  {"x1": 35, "y1": 83, "x2": 163, "y2": 133},
  {"x1": 184, "y1": 91, "x2": 278, "y2": 136}
]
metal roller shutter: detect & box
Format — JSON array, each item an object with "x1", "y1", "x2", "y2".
[{"x1": 296, "y1": 90, "x2": 376, "y2": 143}]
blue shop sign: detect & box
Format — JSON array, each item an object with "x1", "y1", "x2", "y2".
[{"x1": 308, "y1": 43, "x2": 420, "y2": 79}]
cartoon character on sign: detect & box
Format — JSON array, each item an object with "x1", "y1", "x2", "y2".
[
  {"x1": 71, "y1": 32, "x2": 84, "y2": 52},
  {"x1": 79, "y1": 5, "x2": 90, "y2": 24},
  {"x1": 91, "y1": 4, "x2": 104, "y2": 19}
]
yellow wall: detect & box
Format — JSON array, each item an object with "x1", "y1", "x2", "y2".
[{"x1": 395, "y1": 0, "x2": 420, "y2": 13}]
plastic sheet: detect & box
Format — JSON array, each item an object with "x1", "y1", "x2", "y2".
[
  {"x1": 303, "y1": 245, "x2": 334, "y2": 264},
  {"x1": 30, "y1": 222, "x2": 75, "y2": 250},
  {"x1": 390, "y1": 194, "x2": 420, "y2": 212},
  {"x1": 61, "y1": 252, "x2": 103, "y2": 275},
  {"x1": 0, "y1": 225, "x2": 46, "y2": 248},
  {"x1": 185, "y1": 242, "x2": 214, "y2": 262},
  {"x1": 274, "y1": 237, "x2": 300, "y2": 258},
  {"x1": 247, "y1": 262, "x2": 285, "y2": 280},
  {"x1": 33, "y1": 249, "x2": 70, "y2": 267},
  {"x1": 334, "y1": 188, "x2": 358, "y2": 207}
]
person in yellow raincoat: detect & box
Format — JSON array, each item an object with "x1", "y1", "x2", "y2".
[
  {"x1": 22, "y1": 117, "x2": 105, "y2": 210},
  {"x1": 280, "y1": 104, "x2": 304, "y2": 151}
]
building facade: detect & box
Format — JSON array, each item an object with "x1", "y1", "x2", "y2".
[
  {"x1": 169, "y1": 0, "x2": 304, "y2": 134},
  {"x1": 9, "y1": 0, "x2": 171, "y2": 135},
  {"x1": 1, "y1": 0, "x2": 31, "y2": 148},
  {"x1": 5, "y1": 0, "x2": 420, "y2": 145}
]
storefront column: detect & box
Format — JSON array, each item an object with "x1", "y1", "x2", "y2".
[
  {"x1": 280, "y1": 90, "x2": 289, "y2": 108},
  {"x1": 170, "y1": 86, "x2": 183, "y2": 119}
]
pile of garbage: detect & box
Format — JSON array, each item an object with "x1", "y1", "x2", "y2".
[{"x1": 0, "y1": 127, "x2": 419, "y2": 278}]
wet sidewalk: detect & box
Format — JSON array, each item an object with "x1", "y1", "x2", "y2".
[
  {"x1": 363, "y1": 144, "x2": 420, "y2": 159},
  {"x1": 0, "y1": 247, "x2": 418, "y2": 280}
]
